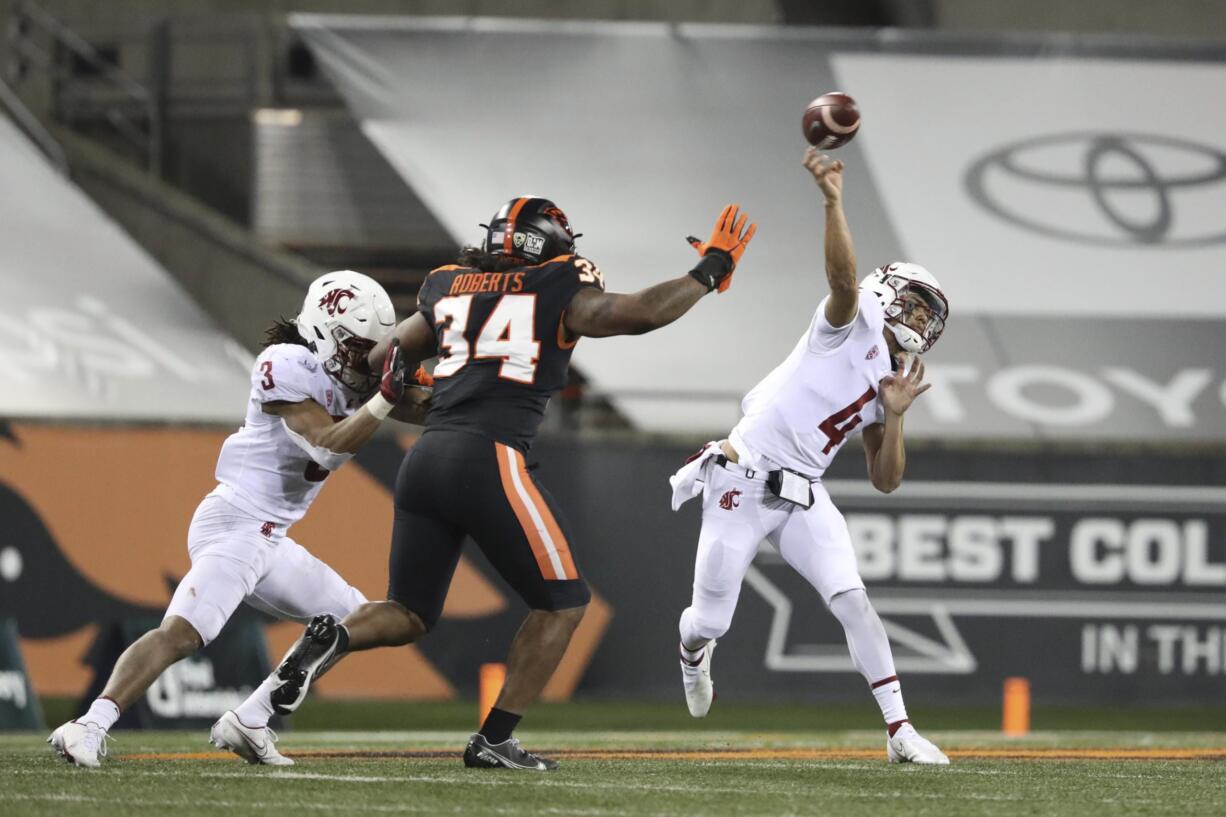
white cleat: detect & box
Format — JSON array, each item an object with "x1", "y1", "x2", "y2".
[
  {"x1": 210, "y1": 711, "x2": 294, "y2": 766},
  {"x1": 48, "y1": 720, "x2": 110, "y2": 768},
  {"x1": 887, "y1": 723, "x2": 950, "y2": 765},
  {"x1": 680, "y1": 639, "x2": 716, "y2": 718}
]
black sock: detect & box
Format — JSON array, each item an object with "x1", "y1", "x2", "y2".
[
  {"x1": 479, "y1": 707, "x2": 522, "y2": 744},
  {"x1": 335, "y1": 624, "x2": 350, "y2": 655}
]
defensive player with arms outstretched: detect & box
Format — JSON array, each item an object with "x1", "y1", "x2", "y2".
[
  {"x1": 268, "y1": 196, "x2": 756, "y2": 771},
  {"x1": 670, "y1": 149, "x2": 951, "y2": 764},
  {"x1": 49, "y1": 271, "x2": 430, "y2": 768}
]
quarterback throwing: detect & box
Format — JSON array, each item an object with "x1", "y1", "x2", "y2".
[{"x1": 670, "y1": 149, "x2": 951, "y2": 765}]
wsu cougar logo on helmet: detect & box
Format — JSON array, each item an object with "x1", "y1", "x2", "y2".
[
  {"x1": 297, "y1": 271, "x2": 396, "y2": 394},
  {"x1": 318, "y1": 288, "x2": 356, "y2": 317}
]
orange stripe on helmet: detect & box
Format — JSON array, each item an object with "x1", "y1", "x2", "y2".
[
  {"x1": 494, "y1": 442, "x2": 574, "y2": 580},
  {"x1": 502, "y1": 197, "x2": 530, "y2": 254}
]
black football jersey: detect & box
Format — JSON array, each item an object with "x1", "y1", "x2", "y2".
[{"x1": 416, "y1": 254, "x2": 605, "y2": 451}]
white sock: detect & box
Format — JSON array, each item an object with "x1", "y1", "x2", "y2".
[
  {"x1": 81, "y1": 697, "x2": 120, "y2": 731},
  {"x1": 232, "y1": 674, "x2": 278, "y2": 729},
  {"x1": 871, "y1": 677, "x2": 908, "y2": 726},
  {"x1": 679, "y1": 641, "x2": 707, "y2": 664}
]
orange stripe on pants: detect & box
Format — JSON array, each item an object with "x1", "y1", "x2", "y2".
[
  {"x1": 516, "y1": 458, "x2": 577, "y2": 580},
  {"x1": 495, "y1": 443, "x2": 575, "y2": 580}
]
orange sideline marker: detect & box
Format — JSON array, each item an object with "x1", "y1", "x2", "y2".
[
  {"x1": 1002, "y1": 676, "x2": 1031, "y2": 736},
  {"x1": 479, "y1": 662, "x2": 507, "y2": 726}
]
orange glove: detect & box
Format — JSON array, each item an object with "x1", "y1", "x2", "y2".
[
  {"x1": 412, "y1": 366, "x2": 434, "y2": 388},
  {"x1": 686, "y1": 204, "x2": 757, "y2": 293}
]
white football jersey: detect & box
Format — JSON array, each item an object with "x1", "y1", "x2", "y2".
[
  {"x1": 211, "y1": 343, "x2": 361, "y2": 526},
  {"x1": 729, "y1": 290, "x2": 893, "y2": 478}
]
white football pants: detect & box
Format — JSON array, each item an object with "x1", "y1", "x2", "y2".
[
  {"x1": 679, "y1": 459, "x2": 898, "y2": 685},
  {"x1": 164, "y1": 494, "x2": 367, "y2": 645}
]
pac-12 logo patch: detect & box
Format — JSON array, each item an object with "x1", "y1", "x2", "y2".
[
  {"x1": 719, "y1": 489, "x2": 742, "y2": 511},
  {"x1": 866, "y1": 345, "x2": 879, "y2": 360},
  {"x1": 514, "y1": 232, "x2": 546, "y2": 256}
]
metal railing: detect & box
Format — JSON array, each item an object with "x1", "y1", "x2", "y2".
[
  {"x1": 0, "y1": 75, "x2": 65, "y2": 171},
  {"x1": 5, "y1": 0, "x2": 161, "y2": 173}
]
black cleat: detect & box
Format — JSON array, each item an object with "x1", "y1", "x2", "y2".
[
  {"x1": 463, "y1": 733, "x2": 558, "y2": 771},
  {"x1": 270, "y1": 614, "x2": 341, "y2": 716}
]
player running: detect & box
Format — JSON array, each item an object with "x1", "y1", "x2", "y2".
[
  {"x1": 49, "y1": 271, "x2": 431, "y2": 768},
  {"x1": 268, "y1": 195, "x2": 756, "y2": 771},
  {"x1": 669, "y1": 149, "x2": 951, "y2": 765}
]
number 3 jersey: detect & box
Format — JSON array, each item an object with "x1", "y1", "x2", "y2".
[
  {"x1": 729, "y1": 290, "x2": 893, "y2": 479},
  {"x1": 416, "y1": 254, "x2": 605, "y2": 452},
  {"x1": 212, "y1": 343, "x2": 360, "y2": 526}
]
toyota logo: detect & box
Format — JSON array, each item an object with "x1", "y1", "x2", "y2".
[{"x1": 965, "y1": 133, "x2": 1226, "y2": 246}]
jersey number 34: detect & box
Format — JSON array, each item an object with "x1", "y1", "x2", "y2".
[{"x1": 432, "y1": 295, "x2": 541, "y2": 383}]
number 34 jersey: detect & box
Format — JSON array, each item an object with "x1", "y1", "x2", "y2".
[
  {"x1": 417, "y1": 254, "x2": 605, "y2": 452},
  {"x1": 729, "y1": 290, "x2": 894, "y2": 479},
  {"x1": 212, "y1": 343, "x2": 360, "y2": 526}
]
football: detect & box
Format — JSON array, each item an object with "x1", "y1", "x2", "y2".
[{"x1": 802, "y1": 92, "x2": 861, "y2": 149}]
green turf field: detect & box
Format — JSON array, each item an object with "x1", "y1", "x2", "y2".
[{"x1": 6, "y1": 702, "x2": 1226, "y2": 817}]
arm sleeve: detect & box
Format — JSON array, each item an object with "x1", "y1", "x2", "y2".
[
  {"x1": 253, "y1": 346, "x2": 324, "y2": 405},
  {"x1": 806, "y1": 294, "x2": 860, "y2": 353}
]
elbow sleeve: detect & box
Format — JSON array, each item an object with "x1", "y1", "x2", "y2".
[{"x1": 281, "y1": 420, "x2": 354, "y2": 472}]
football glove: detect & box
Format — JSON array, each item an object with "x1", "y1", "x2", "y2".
[
  {"x1": 687, "y1": 204, "x2": 757, "y2": 293},
  {"x1": 379, "y1": 338, "x2": 407, "y2": 403}
]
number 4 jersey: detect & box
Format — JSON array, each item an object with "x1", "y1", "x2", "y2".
[
  {"x1": 212, "y1": 343, "x2": 361, "y2": 526},
  {"x1": 729, "y1": 290, "x2": 894, "y2": 479},
  {"x1": 417, "y1": 254, "x2": 605, "y2": 451}
]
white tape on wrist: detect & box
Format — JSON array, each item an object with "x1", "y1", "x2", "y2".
[{"x1": 364, "y1": 393, "x2": 394, "y2": 420}]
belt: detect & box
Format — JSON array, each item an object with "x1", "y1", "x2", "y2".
[
  {"x1": 714, "y1": 455, "x2": 818, "y2": 484},
  {"x1": 713, "y1": 454, "x2": 765, "y2": 480}
]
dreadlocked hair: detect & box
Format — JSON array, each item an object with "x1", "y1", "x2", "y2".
[
  {"x1": 455, "y1": 246, "x2": 534, "y2": 272},
  {"x1": 264, "y1": 316, "x2": 308, "y2": 348}
]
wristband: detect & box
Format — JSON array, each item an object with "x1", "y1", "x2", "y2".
[
  {"x1": 364, "y1": 393, "x2": 394, "y2": 420},
  {"x1": 688, "y1": 251, "x2": 733, "y2": 292}
]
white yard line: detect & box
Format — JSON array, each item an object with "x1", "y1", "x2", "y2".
[
  {"x1": 0, "y1": 794, "x2": 665, "y2": 817},
  {"x1": 0, "y1": 787, "x2": 1166, "y2": 810}
]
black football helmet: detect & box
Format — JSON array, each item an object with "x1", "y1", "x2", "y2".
[{"x1": 481, "y1": 196, "x2": 577, "y2": 263}]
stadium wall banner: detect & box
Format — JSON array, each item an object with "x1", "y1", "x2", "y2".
[
  {"x1": 293, "y1": 16, "x2": 1226, "y2": 443},
  {"x1": 5, "y1": 421, "x2": 1223, "y2": 708},
  {"x1": 0, "y1": 618, "x2": 44, "y2": 730},
  {"x1": 528, "y1": 436, "x2": 1226, "y2": 706},
  {"x1": 0, "y1": 423, "x2": 597, "y2": 706}
]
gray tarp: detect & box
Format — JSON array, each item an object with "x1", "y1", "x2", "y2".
[
  {"x1": 294, "y1": 16, "x2": 1226, "y2": 442},
  {"x1": 0, "y1": 115, "x2": 249, "y2": 423}
]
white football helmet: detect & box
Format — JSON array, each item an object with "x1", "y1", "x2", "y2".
[
  {"x1": 860, "y1": 262, "x2": 949, "y2": 354},
  {"x1": 296, "y1": 270, "x2": 396, "y2": 393}
]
